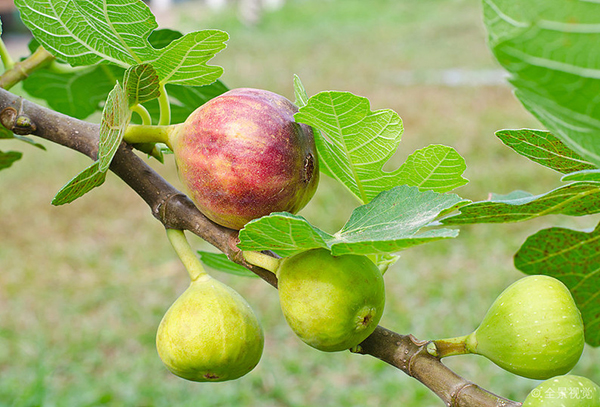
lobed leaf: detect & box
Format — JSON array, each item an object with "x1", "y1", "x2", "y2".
[
  {"x1": 197, "y1": 251, "x2": 259, "y2": 278},
  {"x1": 514, "y1": 223, "x2": 600, "y2": 346},
  {"x1": 496, "y1": 129, "x2": 597, "y2": 174},
  {"x1": 0, "y1": 151, "x2": 23, "y2": 171},
  {"x1": 52, "y1": 161, "x2": 107, "y2": 205},
  {"x1": 295, "y1": 91, "x2": 467, "y2": 204},
  {"x1": 329, "y1": 186, "x2": 464, "y2": 255},
  {"x1": 15, "y1": 0, "x2": 158, "y2": 67},
  {"x1": 482, "y1": 0, "x2": 600, "y2": 167},
  {"x1": 153, "y1": 30, "x2": 228, "y2": 87},
  {"x1": 238, "y1": 186, "x2": 464, "y2": 257},
  {"x1": 442, "y1": 182, "x2": 600, "y2": 225}
]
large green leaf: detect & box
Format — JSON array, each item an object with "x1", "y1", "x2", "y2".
[
  {"x1": 238, "y1": 185, "x2": 465, "y2": 257},
  {"x1": 442, "y1": 182, "x2": 600, "y2": 225},
  {"x1": 15, "y1": 0, "x2": 158, "y2": 67},
  {"x1": 294, "y1": 90, "x2": 467, "y2": 203},
  {"x1": 496, "y1": 129, "x2": 597, "y2": 174},
  {"x1": 482, "y1": 0, "x2": 600, "y2": 166},
  {"x1": 15, "y1": 1, "x2": 227, "y2": 86},
  {"x1": 514, "y1": 223, "x2": 600, "y2": 346}
]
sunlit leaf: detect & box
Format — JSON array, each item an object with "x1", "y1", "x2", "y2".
[
  {"x1": 239, "y1": 186, "x2": 464, "y2": 257},
  {"x1": 15, "y1": 0, "x2": 158, "y2": 67},
  {"x1": 154, "y1": 30, "x2": 228, "y2": 86},
  {"x1": 295, "y1": 91, "x2": 467, "y2": 204}
]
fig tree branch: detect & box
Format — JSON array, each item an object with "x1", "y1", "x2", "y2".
[{"x1": 0, "y1": 87, "x2": 521, "y2": 407}]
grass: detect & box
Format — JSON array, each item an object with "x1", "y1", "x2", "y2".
[{"x1": 1, "y1": 0, "x2": 600, "y2": 405}]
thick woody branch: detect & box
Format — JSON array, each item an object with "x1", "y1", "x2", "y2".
[{"x1": 0, "y1": 87, "x2": 521, "y2": 407}]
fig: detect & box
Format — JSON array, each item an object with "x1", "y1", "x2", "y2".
[
  {"x1": 169, "y1": 88, "x2": 319, "y2": 230},
  {"x1": 275, "y1": 248, "x2": 385, "y2": 352},
  {"x1": 156, "y1": 274, "x2": 264, "y2": 382},
  {"x1": 523, "y1": 375, "x2": 600, "y2": 406},
  {"x1": 429, "y1": 275, "x2": 585, "y2": 380}
]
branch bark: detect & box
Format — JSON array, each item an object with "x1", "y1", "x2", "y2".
[{"x1": 0, "y1": 87, "x2": 522, "y2": 407}]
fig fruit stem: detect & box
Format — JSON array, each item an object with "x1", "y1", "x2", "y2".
[
  {"x1": 166, "y1": 228, "x2": 208, "y2": 282},
  {"x1": 123, "y1": 123, "x2": 178, "y2": 149},
  {"x1": 427, "y1": 334, "x2": 471, "y2": 358},
  {"x1": 242, "y1": 251, "x2": 281, "y2": 275}
]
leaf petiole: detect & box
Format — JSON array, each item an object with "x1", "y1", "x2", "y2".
[
  {"x1": 131, "y1": 104, "x2": 152, "y2": 126},
  {"x1": 166, "y1": 228, "x2": 208, "y2": 282},
  {"x1": 0, "y1": 37, "x2": 15, "y2": 70},
  {"x1": 157, "y1": 83, "x2": 171, "y2": 126}
]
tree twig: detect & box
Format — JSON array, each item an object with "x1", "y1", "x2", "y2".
[{"x1": 0, "y1": 87, "x2": 522, "y2": 407}]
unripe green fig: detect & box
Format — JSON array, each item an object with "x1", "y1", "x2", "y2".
[
  {"x1": 523, "y1": 375, "x2": 600, "y2": 406},
  {"x1": 156, "y1": 274, "x2": 264, "y2": 382},
  {"x1": 169, "y1": 88, "x2": 319, "y2": 230},
  {"x1": 276, "y1": 248, "x2": 385, "y2": 352},
  {"x1": 466, "y1": 275, "x2": 584, "y2": 380}
]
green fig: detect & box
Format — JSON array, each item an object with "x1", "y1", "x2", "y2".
[
  {"x1": 431, "y1": 275, "x2": 584, "y2": 380},
  {"x1": 276, "y1": 248, "x2": 385, "y2": 352},
  {"x1": 156, "y1": 274, "x2": 264, "y2": 382},
  {"x1": 523, "y1": 375, "x2": 600, "y2": 407}
]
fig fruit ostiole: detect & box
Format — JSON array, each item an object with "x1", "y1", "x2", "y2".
[
  {"x1": 427, "y1": 275, "x2": 585, "y2": 380},
  {"x1": 124, "y1": 88, "x2": 319, "y2": 230},
  {"x1": 244, "y1": 248, "x2": 385, "y2": 352},
  {"x1": 522, "y1": 375, "x2": 600, "y2": 406},
  {"x1": 156, "y1": 229, "x2": 264, "y2": 382}
]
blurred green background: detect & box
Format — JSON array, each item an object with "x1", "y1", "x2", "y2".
[{"x1": 1, "y1": 0, "x2": 599, "y2": 405}]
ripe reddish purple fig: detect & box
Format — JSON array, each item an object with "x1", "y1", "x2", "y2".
[{"x1": 169, "y1": 88, "x2": 319, "y2": 230}]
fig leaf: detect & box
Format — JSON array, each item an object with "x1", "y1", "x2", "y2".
[
  {"x1": 238, "y1": 185, "x2": 466, "y2": 257},
  {"x1": 496, "y1": 129, "x2": 597, "y2": 174},
  {"x1": 123, "y1": 64, "x2": 161, "y2": 107},
  {"x1": 98, "y1": 82, "x2": 131, "y2": 173},
  {"x1": 295, "y1": 90, "x2": 467, "y2": 204},
  {"x1": 51, "y1": 161, "x2": 107, "y2": 205},
  {"x1": 197, "y1": 251, "x2": 258, "y2": 278},
  {"x1": 482, "y1": 0, "x2": 600, "y2": 167},
  {"x1": 515, "y1": 222, "x2": 600, "y2": 346},
  {"x1": 14, "y1": 0, "x2": 227, "y2": 86},
  {"x1": 442, "y1": 182, "x2": 600, "y2": 225}
]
